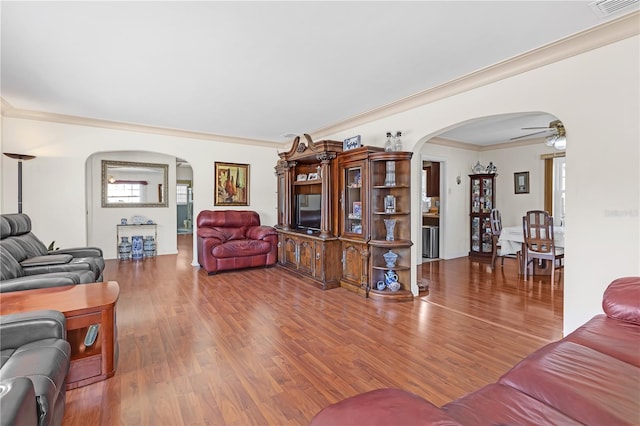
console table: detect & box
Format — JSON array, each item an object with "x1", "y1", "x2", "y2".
[{"x1": 0, "y1": 281, "x2": 120, "y2": 389}]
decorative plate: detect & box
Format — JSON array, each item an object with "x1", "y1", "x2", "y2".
[
  {"x1": 131, "y1": 215, "x2": 146, "y2": 225},
  {"x1": 472, "y1": 161, "x2": 484, "y2": 174}
]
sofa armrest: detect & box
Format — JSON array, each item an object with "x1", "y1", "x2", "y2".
[
  {"x1": 197, "y1": 228, "x2": 226, "y2": 244},
  {"x1": 246, "y1": 225, "x2": 277, "y2": 241},
  {"x1": 53, "y1": 246, "x2": 103, "y2": 257},
  {"x1": 20, "y1": 254, "x2": 73, "y2": 267},
  {"x1": 0, "y1": 378, "x2": 38, "y2": 426},
  {"x1": 22, "y1": 261, "x2": 92, "y2": 277},
  {"x1": 602, "y1": 276, "x2": 640, "y2": 325},
  {"x1": 0, "y1": 274, "x2": 78, "y2": 293},
  {"x1": 310, "y1": 388, "x2": 462, "y2": 426},
  {"x1": 0, "y1": 310, "x2": 67, "y2": 349}
]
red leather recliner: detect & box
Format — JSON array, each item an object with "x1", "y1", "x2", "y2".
[{"x1": 196, "y1": 210, "x2": 277, "y2": 275}]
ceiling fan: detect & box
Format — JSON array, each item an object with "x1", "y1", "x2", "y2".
[{"x1": 511, "y1": 119, "x2": 566, "y2": 149}]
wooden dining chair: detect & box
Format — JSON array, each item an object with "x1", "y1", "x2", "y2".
[{"x1": 522, "y1": 210, "x2": 564, "y2": 281}]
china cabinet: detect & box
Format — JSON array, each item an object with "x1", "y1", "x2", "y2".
[
  {"x1": 337, "y1": 147, "x2": 381, "y2": 293},
  {"x1": 469, "y1": 173, "x2": 496, "y2": 261}
]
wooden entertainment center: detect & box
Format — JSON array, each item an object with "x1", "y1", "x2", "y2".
[{"x1": 275, "y1": 135, "x2": 413, "y2": 301}]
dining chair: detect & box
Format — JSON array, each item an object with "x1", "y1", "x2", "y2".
[
  {"x1": 490, "y1": 209, "x2": 509, "y2": 269},
  {"x1": 522, "y1": 210, "x2": 564, "y2": 281}
]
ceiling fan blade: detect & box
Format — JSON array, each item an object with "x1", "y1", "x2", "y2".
[
  {"x1": 510, "y1": 130, "x2": 550, "y2": 140},
  {"x1": 521, "y1": 126, "x2": 552, "y2": 130}
]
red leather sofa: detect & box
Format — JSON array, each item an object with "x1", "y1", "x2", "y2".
[
  {"x1": 197, "y1": 210, "x2": 278, "y2": 274},
  {"x1": 311, "y1": 276, "x2": 640, "y2": 426}
]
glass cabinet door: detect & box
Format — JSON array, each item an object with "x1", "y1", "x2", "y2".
[
  {"x1": 471, "y1": 177, "x2": 481, "y2": 213},
  {"x1": 481, "y1": 177, "x2": 493, "y2": 213},
  {"x1": 344, "y1": 166, "x2": 363, "y2": 235},
  {"x1": 471, "y1": 216, "x2": 480, "y2": 253}
]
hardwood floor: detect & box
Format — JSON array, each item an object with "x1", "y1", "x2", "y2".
[{"x1": 63, "y1": 234, "x2": 563, "y2": 425}]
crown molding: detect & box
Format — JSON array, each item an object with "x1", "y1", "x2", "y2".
[
  {"x1": 310, "y1": 11, "x2": 640, "y2": 141},
  {"x1": 427, "y1": 136, "x2": 544, "y2": 151},
  {"x1": 0, "y1": 99, "x2": 281, "y2": 148}
]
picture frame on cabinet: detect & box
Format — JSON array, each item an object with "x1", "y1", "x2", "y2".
[
  {"x1": 343, "y1": 135, "x2": 361, "y2": 151},
  {"x1": 514, "y1": 171, "x2": 529, "y2": 194},
  {"x1": 214, "y1": 162, "x2": 249, "y2": 206},
  {"x1": 296, "y1": 174, "x2": 308, "y2": 181},
  {"x1": 307, "y1": 172, "x2": 319, "y2": 181}
]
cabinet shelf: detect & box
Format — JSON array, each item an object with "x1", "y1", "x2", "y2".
[
  {"x1": 293, "y1": 180, "x2": 322, "y2": 186},
  {"x1": 369, "y1": 239, "x2": 412, "y2": 247},
  {"x1": 371, "y1": 265, "x2": 410, "y2": 271},
  {"x1": 368, "y1": 288, "x2": 413, "y2": 302},
  {"x1": 372, "y1": 184, "x2": 409, "y2": 189},
  {"x1": 372, "y1": 211, "x2": 410, "y2": 216}
]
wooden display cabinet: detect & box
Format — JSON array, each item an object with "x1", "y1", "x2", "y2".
[
  {"x1": 337, "y1": 147, "x2": 382, "y2": 293},
  {"x1": 275, "y1": 135, "x2": 343, "y2": 289},
  {"x1": 368, "y1": 151, "x2": 413, "y2": 302},
  {"x1": 469, "y1": 173, "x2": 496, "y2": 261}
]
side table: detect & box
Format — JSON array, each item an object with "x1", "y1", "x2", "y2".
[{"x1": 0, "y1": 281, "x2": 120, "y2": 389}]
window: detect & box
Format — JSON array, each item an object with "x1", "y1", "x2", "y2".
[
  {"x1": 553, "y1": 157, "x2": 566, "y2": 226},
  {"x1": 107, "y1": 183, "x2": 142, "y2": 203},
  {"x1": 176, "y1": 184, "x2": 189, "y2": 205},
  {"x1": 544, "y1": 155, "x2": 566, "y2": 226}
]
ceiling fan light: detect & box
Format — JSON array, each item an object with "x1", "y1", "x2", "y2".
[
  {"x1": 554, "y1": 135, "x2": 567, "y2": 150},
  {"x1": 545, "y1": 135, "x2": 557, "y2": 146}
]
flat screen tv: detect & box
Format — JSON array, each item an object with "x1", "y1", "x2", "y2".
[{"x1": 296, "y1": 194, "x2": 322, "y2": 231}]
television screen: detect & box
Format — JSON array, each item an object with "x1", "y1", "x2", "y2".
[{"x1": 297, "y1": 194, "x2": 322, "y2": 230}]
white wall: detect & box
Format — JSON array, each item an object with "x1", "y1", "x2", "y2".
[
  {"x1": 1, "y1": 36, "x2": 638, "y2": 336},
  {"x1": 324, "y1": 36, "x2": 640, "y2": 334},
  {"x1": 1, "y1": 120, "x2": 279, "y2": 264}
]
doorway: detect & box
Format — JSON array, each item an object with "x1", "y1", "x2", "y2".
[
  {"x1": 176, "y1": 160, "x2": 193, "y2": 235},
  {"x1": 421, "y1": 159, "x2": 442, "y2": 261}
]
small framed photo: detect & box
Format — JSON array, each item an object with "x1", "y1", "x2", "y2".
[
  {"x1": 343, "y1": 135, "x2": 361, "y2": 151},
  {"x1": 296, "y1": 174, "x2": 308, "y2": 182},
  {"x1": 514, "y1": 171, "x2": 530, "y2": 194},
  {"x1": 307, "y1": 172, "x2": 319, "y2": 180}
]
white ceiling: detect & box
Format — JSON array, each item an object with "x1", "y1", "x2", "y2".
[{"x1": 1, "y1": 1, "x2": 638, "y2": 145}]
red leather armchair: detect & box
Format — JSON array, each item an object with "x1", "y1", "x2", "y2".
[{"x1": 197, "y1": 210, "x2": 278, "y2": 275}]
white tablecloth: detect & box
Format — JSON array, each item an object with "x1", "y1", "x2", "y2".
[{"x1": 498, "y1": 226, "x2": 565, "y2": 256}]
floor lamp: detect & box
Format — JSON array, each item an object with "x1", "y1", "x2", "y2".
[{"x1": 3, "y1": 153, "x2": 36, "y2": 213}]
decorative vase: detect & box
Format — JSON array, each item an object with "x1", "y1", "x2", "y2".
[
  {"x1": 383, "y1": 250, "x2": 398, "y2": 268},
  {"x1": 384, "y1": 219, "x2": 396, "y2": 241},
  {"x1": 118, "y1": 236, "x2": 132, "y2": 261},
  {"x1": 376, "y1": 281, "x2": 386, "y2": 291},
  {"x1": 131, "y1": 235, "x2": 144, "y2": 260},
  {"x1": 143, "y1": 236, "x2": 156, "y2": 258},
  {"x1": 384, "y1": 270, "x2": 399, "y2": 286},
  {"x1": 384, "y1": 161, "x2": 396, "y2": 186}
]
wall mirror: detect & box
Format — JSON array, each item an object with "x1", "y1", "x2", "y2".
[{"x1": 101, "y1": 160, "x2": 169, "y2": 207}]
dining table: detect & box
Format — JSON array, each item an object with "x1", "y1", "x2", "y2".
[{"x1": 498, "y1": 225, "x2": 565, "y2": 274}]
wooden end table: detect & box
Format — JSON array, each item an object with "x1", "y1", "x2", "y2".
[{"x1": 0, "y1": 281, "x2": 120, "y2": 389}]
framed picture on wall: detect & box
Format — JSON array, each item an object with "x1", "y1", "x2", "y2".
[
  {"x1": 215, "y1": 162, "x2": 249, "y2": 206},
  {"x1": 514, "y1": 171, "x2": 529, "y2": 194}
]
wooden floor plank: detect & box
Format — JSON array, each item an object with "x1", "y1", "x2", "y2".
[{"x1": 62, "y1": 234, "x2": 563, "y2": 425}]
